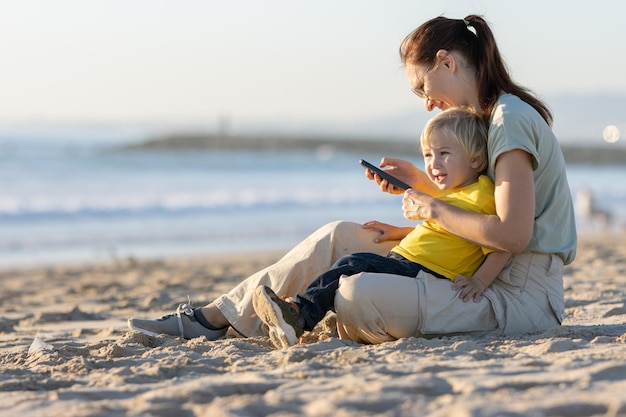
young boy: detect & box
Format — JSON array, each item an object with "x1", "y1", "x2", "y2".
[{"x1": 252, "y1": 107, "x2": 511, "y2": 349}]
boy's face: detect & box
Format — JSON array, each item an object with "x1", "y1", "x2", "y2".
[{"x1": 421, "y1": 130, "x2": 481, "y2": 190}]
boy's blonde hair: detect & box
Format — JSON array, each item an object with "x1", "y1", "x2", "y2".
[{"x1": 420, "y1": 107, "x2": 489, "y2": 173}]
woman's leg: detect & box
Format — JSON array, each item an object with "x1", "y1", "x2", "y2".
[
  {"x1": 334, "y1": 271, "x2": 498, "y2": 344},
  {"x1": 334, "y1": 252, "x2": 564, "y2": 344},
  {"x1": 213, "y1": 221, "x2": 398, "y2": 336},
  {"x1": 483, "y1": 253, "x2": 564, "y2": 335}
]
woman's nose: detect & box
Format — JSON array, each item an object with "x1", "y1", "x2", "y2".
[
  {"x1": 425, "y1": 97, "x2": 444, "y2": 112},
  {"x1": 424, "y1": 98, "x2": 435, "y2": 112}
]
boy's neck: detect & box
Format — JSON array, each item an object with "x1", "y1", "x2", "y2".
[{"x1": 451, "y1": 174, "x2": 481, "y2": 190}]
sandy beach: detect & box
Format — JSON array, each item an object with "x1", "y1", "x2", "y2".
[{"x1": 1, "y1": 233, "x2": 625, "y2": 417}]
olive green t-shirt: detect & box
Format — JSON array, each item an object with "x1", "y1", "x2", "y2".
[{"x1": 487, "y1": 94, "x2": 577, "y2": 264}]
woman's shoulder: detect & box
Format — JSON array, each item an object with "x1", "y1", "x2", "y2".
[
  {"x1": 487, "y1": 94, "x2": 553, "y2": 173},
  {"x1": 492, "y1": 94, "x2": 539, "y2": 122},
  {"x1": 489, "y1": 93, "x2": 550, "y2": 146}
]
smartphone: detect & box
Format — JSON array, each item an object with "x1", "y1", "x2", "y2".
[{"x1": 359, "y1": 159, "x2": 411, "y2": 191}]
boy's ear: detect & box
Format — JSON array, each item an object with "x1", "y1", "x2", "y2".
[{"x1": 470, "y1": 154, "x2": 484, "y2": 170}]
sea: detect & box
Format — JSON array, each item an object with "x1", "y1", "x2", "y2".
[{"x1": 1, "y1": 131, "x2": 624, "y2": 269}]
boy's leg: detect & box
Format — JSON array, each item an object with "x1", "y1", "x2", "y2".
[
  {"x1": 252, "y1": 252, "x2": 421, "y2": 349},
  {"x1": 295, "y1": 252, "x2": 424, "y2": 330}
]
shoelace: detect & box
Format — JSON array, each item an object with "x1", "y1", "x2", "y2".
[{"x1": 174, "y1": 296, "x2": 194, "y2": 338}]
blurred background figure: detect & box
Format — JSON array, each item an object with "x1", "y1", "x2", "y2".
[{"x1": 576, "y1": 187, "x2": 613, "y2": 231}]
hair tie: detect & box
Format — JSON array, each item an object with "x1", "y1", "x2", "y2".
[{"x1": 463, "y1": 18, "x2": 477, "y2": 35}]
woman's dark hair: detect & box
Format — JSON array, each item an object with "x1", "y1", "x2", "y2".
[{"x1": 400, "y1": 15, "x2": 552, "y2": 126}]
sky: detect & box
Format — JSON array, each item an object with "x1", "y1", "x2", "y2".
[{"x1": 1, "y1": 0, "x2": 625, "y2": 141}]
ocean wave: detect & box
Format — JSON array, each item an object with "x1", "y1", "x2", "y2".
[{"x1": 0, "y1": 188, "x2": 385, "y2": 221}]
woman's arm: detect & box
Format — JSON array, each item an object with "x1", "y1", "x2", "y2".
[{"x1": 402, "y1": 149, "x2": 535, "y2": 253}]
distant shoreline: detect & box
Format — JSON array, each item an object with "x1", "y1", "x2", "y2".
[{"x1": 122, "y1": 133, "x2": 626, "y2": 165}]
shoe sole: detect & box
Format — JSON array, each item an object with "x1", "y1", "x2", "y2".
[
  {"x1": 127, "y1": 320, "x2": 160, "y2": 337},
  {"x1": 253, "y1": 286, "x2": 298, "y2": 349}
]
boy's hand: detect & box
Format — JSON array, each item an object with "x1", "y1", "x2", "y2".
[
  {"x1": 362, "y1": 221, "x2": 411, "y2": 243},
  {"x1": 453, "y1": 275, "x2": 487, "y2": 303},
  {"x1": 365, "y1": 158, "x2": 418, "y2": 194}
]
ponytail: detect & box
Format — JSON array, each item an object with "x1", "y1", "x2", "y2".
[{"x1": 400, "y1": 15, "x2": 553, "y2": 125}]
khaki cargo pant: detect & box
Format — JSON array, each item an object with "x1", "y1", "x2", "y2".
[{"x1": 215, "y1": 221, "x2": 564, "y2": 342}]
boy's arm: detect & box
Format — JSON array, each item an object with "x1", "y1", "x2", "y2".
[
  {"x1": 453, "y1": 251, "x2": 511, "y2": 302},
  {"x1": 361, "y1": 221, "x2": 415, "y2": 243}
]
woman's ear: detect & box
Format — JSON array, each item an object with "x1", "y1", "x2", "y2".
[{"x1": 436, "y1": 49, "x2": 454, "y2": 70}]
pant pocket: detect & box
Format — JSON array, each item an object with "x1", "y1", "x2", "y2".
[
  {"x1": 548, "y1": 292, "x2": 565, "y2": 324},
  {"x1": 494, "y1": 255, "x2": 528, "y2": 299}
]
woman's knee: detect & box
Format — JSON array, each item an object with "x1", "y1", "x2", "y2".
[
  {"x1": 322, "y1": 220, "x2": 397, "y2": 256},
  {"x1": 335, "y1": 272, "x2": 420, "y2": 344},
  {"x1": 324, "y1": 220, "x2": 359, "y2": 232},
  {"x1": 335, "y1": 273, "x2": 377, "y2": 310},
  {"x1": 334, "y1": 274, "x2": 388, "y2": 343}
]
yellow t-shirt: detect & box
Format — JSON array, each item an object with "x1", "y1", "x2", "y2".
[{"x1": 391, "y1": 175, "x2": 496, "y2": 280}]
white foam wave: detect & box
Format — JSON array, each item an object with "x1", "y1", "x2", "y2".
[{"x1": 0, "y1": 187, "x2": 384, "y2": 219}]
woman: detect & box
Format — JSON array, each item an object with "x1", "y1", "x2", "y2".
[
  {"x1": 333, "y1": 15, "x2": 576, "y2": 343},
  {"x1": 129, "y1": 15, "x2": 576, "y2": 344}
]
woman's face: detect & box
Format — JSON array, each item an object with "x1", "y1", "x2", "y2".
[
  {"x1": 405, "y1": 64, "x2": 450, "y2": 111},
  {"x1": 406, "y1": 62, "x2": 451, "y2": 112},
  {"x1": 405, "y1": 51, "x2": 478, "y2": 112}
]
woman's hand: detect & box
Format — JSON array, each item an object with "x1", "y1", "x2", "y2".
[
  {"x1": 362, "y1": 221, "x2": 412, "y2": 243},
  {"x1": 364, "y1": 158, "x2": 422, "y2": 194},
  {"x1": 452, "y1": 275, "x2": 488, "y2": 303},
  {"x1": 402, "y1": 189, "x2": 437, "y2": 221}
]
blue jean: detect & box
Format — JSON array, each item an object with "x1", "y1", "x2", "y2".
[{"x1": 294, "y1": 251, "x2": 445, "y2": 331}]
